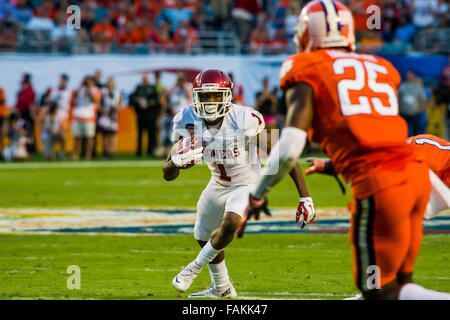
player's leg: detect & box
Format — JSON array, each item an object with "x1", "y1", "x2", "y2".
[
  {"x1": 185, "y1": 185, "x2": 252, "y2": 297},
  {"x1": 193, "y1": 184, "x2": 252, "y2": 269},
  {"x1": 186, "y1": 212, "x2": 240, "y2": 298},
  {"x1": 172, "y1": 180, "x2": 226, "y2": 292},
  {"x1": 350, "y1": 184, "x2": 414, "y2": 300},
  {"x1": 398, "y1": 162, "x2": 450, "y2": 300}
]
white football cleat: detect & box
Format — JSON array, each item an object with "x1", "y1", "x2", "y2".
[
  {"x1": 344, "y1": 293, "x2": 363, "y2": 300},
  {"x1": 188, "y1": 283, "x2": 237, "y2": 299},
  {"x1": 172, "y1": 261, "x2": 202, "y2": 292}
]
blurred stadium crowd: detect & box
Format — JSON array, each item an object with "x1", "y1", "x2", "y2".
[
  {"x1": 0, "y1": 0, "x2": 448, "y2": 162},
  {"x1": 0, "y1": 0, "x2": 448, "y2": 55},
  {"x1": 0, "y1": 63, "x2": 449, "y2": 162}
]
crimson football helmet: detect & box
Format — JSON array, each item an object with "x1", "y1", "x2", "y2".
[
  {"x1": 192, "y1": 69, "x2": 234, "y2": 122},
  {"x1": 294, "y1": 0, "x2": 355, "y2": 53}
]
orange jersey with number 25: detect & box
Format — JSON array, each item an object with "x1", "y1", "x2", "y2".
[{"x1": 280, "y1": 49, "x2": 414, "y2": 198}]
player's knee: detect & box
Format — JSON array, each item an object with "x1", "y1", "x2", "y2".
[
  {"x1": 194, "y1": 225, "x2": 212, "y2": 242},
  {"x1": 220, "y1": 213, "x2": 241, "y2": 235}
]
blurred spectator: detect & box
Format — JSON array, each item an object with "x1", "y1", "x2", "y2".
[
  {"x1": 439, "y1": 61, "x2": 450, "y2": 140},
  {"x1": 173, "y1": 19, "x2": 199, "y2": 53},
  {"x1": 93, "y1": 69, "x2": 104, "y2": 88},
  {"x1": 394, "y1": 14, "x2": 416, "y2": 43},
  {"x1": 158, "y1": 0, "x2": 193, "y2": 35},
  {"x1": 51, "y1": 11, "x2": 77, "y2": 52},
  {"x1": 91, "y1": 16, "x2": 116, "y2": 53},
  {"x1": 266, "y1": 28, "x2": 288, "y2": 54},
  {"x1": 276, "y1": 91, "x2": 287, "y2": 130},
  {"x1": 2, "y1": 111, "x2": 28, "y2": 162},
  {"x1": 255, "y1": 77, "x2": 277, "y2": 130},
  {"x1": 15, "y1": 73, "x2": 36, "y2": 152},
  {"x1": 12, "y1": 0, "x2": 33, "y2": 25},
  {"x1": 40, "y1": 101, "x2": 66, "y2": 160},
  {"x1": 98, "y1": 77, "x2": 122, "y2": 159},
  {"x1": 44, "y1": 73, "x2": 73, "y2": 121},
  {"x1": 154, "y1": 72, "x2": 173, "y2": 157},
  {"x1": 210, "y1": 0, "x2": 230, "y2": 30},
  {"x1": 398, "y1": 70, "x2": 427, "y2": 136},
  {"x1": 71, "y1": 76, "x2": 101, "y2": 161},
  {"x1": 151, "y1": 20, "x2": 174, "y2": 52},
  {"x1": 250, "y1": 18, "x2": 270, "y2": 54},
  {"x1": 91, "y1": 69, "x2": 104, "y2": 158},
  {"x1": 26, "y1": 5, "x2": 53, "y2": 30},
  {"x1": 0, "y1": 0, "x2": 15, "y2": 20},
  {"x1": 284, "y1": 1, "x2": 300, "y2": 51},
  {"x1": 231, "y1": 0, "x2": 262, "y2": 53},
  {"x1": 167, "y1": 71, "x2": 192, "y2": 115},
  {"x1": 0, "y1": 86, "x2": 7, "y2": 151},
  {"x1": 411, "y1": 0, "x2": 439, "y2": 30},
  {"x1": 129, "y1": 72, "x2": 162, "y2": 157},
  {"x1": 228, "y1": 73, "x2": 244, "y2": 105}
]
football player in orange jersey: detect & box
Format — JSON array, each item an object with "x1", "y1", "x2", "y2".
[{"x1": 241, "y1": 0, "x2": 450, "y2": 300}]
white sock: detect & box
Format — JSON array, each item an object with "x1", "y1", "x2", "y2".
[
  {"x1": 399, "y1": 283, "x2": 450, "y2": 300},
  {"x1": 194, "y1": 241, "x2": 221, "y2": 267},
  {"x1": 208, "y1": 260, "x2": 230, "y2": 289}
]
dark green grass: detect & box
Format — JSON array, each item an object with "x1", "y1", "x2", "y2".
[
  {"x1": 0, "y1": 233, "x2": 448, "y2": 300},
  {"x1": 0, "y1": 162, "x2": 352, "y2": 208}
]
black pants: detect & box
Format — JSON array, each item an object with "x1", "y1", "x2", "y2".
[
  {"x1": 136, "y1": 111, "x2": 157, "y2": 156},
  {"x1": 402, "y1": 114, "x2": 422, "y2": 136}
]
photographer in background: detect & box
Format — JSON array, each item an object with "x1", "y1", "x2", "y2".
[
  {"x1": 40, "y1": 102, "x2": 67, "y2": 161},
  {"x1": 98, "y1": 77, "x2": 122, "y2": 159}
]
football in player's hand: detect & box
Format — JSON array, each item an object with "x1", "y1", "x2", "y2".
[{"x1": 171, "y1": 137, "x2": 203, "y2": 169}]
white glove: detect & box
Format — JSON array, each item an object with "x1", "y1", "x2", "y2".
[
  {"x1": 296, "y1": 197, "x2": 316, "y2": 229},
  {"x1": 171, "y1": 137, "x2": 203, "y2": 168}
]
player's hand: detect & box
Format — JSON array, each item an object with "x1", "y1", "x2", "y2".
[
  {"x1": 236, "y1": 194, "x2": 271, "y2": 238},
  {"x1": 296, "y1": 197, "x2": 316, "y2": 229},
  {"x1": 171, "y1": 137, "x2": 203, "y2": 168},
  {"x1": 305, "y1": 158, "x2": 327, "y2": 175}
]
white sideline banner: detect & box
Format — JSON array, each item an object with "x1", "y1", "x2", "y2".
[{"x1": 0, "y1": 53, "x2": 288, "y2": 107}]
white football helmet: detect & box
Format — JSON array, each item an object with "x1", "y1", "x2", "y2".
[{"x1": 294, "y1": 0, "x2": 355, "y2": 52}]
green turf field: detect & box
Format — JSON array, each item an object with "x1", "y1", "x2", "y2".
[
  {"x1": 0, "y1": 160, "x2": 449, "y2": 300},
  {"x1": 1, "y1": 233, "x2": 449, "y2": 300},
  {"x1": 0, "y1": 161, "x2": 352, "y2": 208}
]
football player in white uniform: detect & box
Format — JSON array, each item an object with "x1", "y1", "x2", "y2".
[{"x1": 162, "y1": 69, "x2": 315, "y2": 298}]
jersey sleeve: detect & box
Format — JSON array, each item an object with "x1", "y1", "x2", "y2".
[
  {"x1": 244, "y1": 108, "x2": 265, "y2": 137},
  {"x1": 279, "y1": 54, "x2": 321, "y2": 95},
  {"x1": 171, "y1": 111, "x2": 187, "y2": 143}
]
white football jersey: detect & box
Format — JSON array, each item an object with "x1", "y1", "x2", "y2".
[{"x1": 172, "y1": 104, "x2": 265, "y2": 187}]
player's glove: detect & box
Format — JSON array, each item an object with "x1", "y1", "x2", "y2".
[
  {"x1": 236, "y1": 194, "x2": 271, "y2": 238},
  {"x1": 296, "y1": 197, "x2": 316, "y2": 229},
  {"x1": 171, "y1": 137, "x2": 203, "y2": 168}
]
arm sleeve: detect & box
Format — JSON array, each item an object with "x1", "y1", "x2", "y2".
[{"x1": 171, "y1": 111, "x2": 186, "y2": 143}]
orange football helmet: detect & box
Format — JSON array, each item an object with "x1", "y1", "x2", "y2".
[{"x1": 294, "y1": 0, "x2": 355, "y2": 52}]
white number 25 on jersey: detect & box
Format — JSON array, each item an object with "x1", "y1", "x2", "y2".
[{"x1": 332, "y1": 58, "x2": 398, "y2": 117}]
